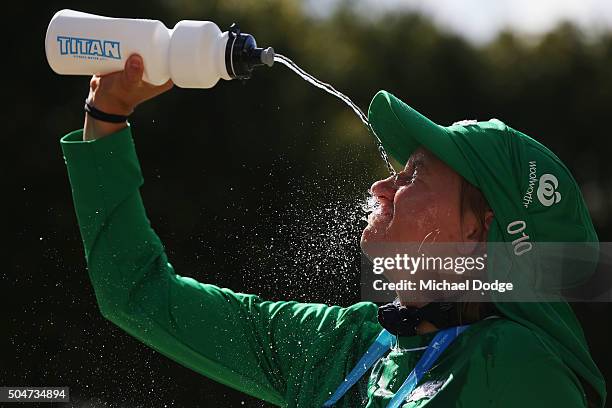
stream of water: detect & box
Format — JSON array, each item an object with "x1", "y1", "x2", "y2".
[{"x1": 274, "y1": 54, "x2": 396, "y2": 176}]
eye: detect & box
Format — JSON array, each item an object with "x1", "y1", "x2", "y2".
[{"x1": 395, "y1": 164, "x2": 420, "y2": 185}]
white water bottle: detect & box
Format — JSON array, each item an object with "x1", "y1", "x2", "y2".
[{"x1": 45, "y1": 9, "x2": 274, "y2": 88}]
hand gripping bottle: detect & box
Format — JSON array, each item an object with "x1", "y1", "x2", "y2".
[{"x1": 45, "y1": 9, "x2": 275, "y2": 88}]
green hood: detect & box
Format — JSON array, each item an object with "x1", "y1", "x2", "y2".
[{"x1": 368, "y1": 90, "x2": 606, "y2": 407}]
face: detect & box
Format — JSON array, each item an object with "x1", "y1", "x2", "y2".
[
  {"x1": 361, "y1": 147, "x2": 467, "y2": 247},
  {"x1": 361, "y1": 147, "x2": 492, "y2": 305}
]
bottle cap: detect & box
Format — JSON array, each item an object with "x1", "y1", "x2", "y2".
[{"x1": 225, "y1": 23, "x2": 275, "y2": 79}]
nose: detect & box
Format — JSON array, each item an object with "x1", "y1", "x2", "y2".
[{"x1": 370, "y1": 175, "x2": 397, "y2": 201}]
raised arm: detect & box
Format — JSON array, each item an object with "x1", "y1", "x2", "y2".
[{"x1": 61, "y1": 55, "x2": 382, "y2": 406}]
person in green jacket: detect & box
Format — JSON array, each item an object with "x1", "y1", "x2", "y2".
[{"x1": 61, "y1": 54, "x2": 606, "y2": 407}]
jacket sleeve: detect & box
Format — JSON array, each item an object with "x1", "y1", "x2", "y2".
[{"x1": 60, "y1": 126, "x2": 381, "y2": 407}]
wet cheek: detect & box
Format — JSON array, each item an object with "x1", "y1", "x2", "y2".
[
  {"x1": 416, "y1": 204, "x2": 440, "y2": 232},
  {"x1": 433, "y1": 203, "x2": 462, "y2": 241},
  {"x1": 394, "y1": 187, "x2": 433, "y2": 213},
  {"x1": 393, "y1": 190, "x2": 439, "y2": 231},
  {"x1": 394, "y1": 186, "x2": 416, "y2": 206}
]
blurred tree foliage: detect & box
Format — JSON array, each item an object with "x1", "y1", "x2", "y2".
[{"x1": 4, "y1": 0, "x2": 612, "y2": 406}]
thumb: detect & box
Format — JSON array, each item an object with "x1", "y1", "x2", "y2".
[{"x1": 124, "y1": 54, "x2": 144, "y2": 85}]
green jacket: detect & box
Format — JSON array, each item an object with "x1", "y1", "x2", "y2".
[{"x1": 61, "y1": 126, "x2": 595, "y2": 407}]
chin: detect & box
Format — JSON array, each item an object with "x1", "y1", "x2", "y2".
[
  {"x1": 360, "y1": 220, "x2": 391, "y2": 260},
  {"x1": 361, "y1": 223, "x2": 380, "y2": 244}
]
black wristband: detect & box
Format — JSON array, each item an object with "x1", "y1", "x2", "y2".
[{"x1": 84, "y1": 99, "x2": 130, "y2": 123}]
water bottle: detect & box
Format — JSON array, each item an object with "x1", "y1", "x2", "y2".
[{"x1": 45, "y1": 9, "x2": 275, "y2": 88}]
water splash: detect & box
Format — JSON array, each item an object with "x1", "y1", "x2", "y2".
[
  {"x1": 361, "y1": 195, "x2": 381, "y2": 222},
  {"x1": 274, "y1": 53, "x2": 396, "y2": 175},
  {"x1": 216, "y1": 162, "x2": 374, "y2": 306},
  {"x1": 243, "y1": 194, "x2": 366, "y2": 304}
]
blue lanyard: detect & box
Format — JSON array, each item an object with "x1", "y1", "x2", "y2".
[
  {"x1": 323, "y1": 326, "x2": 468, "y2": 407},
  {"x1": 386, "y1": 325, "x2": 468, "y2": 408},
  {"x1": 323, "y1": 329, "x2": 395, "y2": 407}
]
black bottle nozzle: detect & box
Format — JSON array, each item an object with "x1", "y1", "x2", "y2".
[{"x1": 225, "y1": 23, "x2": 275, "y2": 80}]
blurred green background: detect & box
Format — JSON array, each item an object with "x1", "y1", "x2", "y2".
[{"x1": 4, "y1": 0, "x2": 612, "y2": 406}]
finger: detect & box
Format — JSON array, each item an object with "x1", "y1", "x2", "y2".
[
  {"x1": 89, "y1": 75, "x2": 100, "y2": 93},
  {"x1": 141, "y1": 79, "x2": 174, "y2": 103},
  {"x1": 158, "y1": 79, "x2": 174, "y2": 93},
  {"x1": 124, "y1": 54, "x2": 144, "y2": 85},
  {"x1": 142, "y1": 78, "x2": 173, "y2": 92}
]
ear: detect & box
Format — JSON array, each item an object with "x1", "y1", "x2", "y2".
[
  {"x1": 483, "y1": 209, "x2": 494, "y2": 236},
  {"x1": 458, "y1": 209, "x2": 494, "y2": 254}
]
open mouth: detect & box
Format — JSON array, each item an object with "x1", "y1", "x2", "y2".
[{"x1": 363, "y1": 194, "x2": 394, "y2": 224}]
